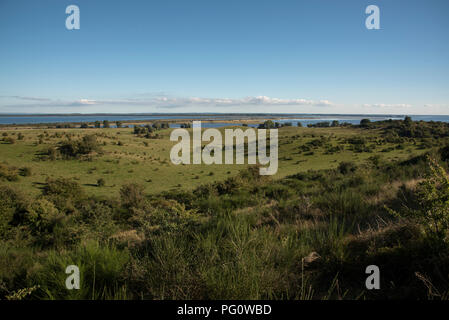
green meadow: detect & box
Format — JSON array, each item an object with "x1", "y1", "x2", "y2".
[
  {"x1": 1, "y1": 118, "x2": 449, "y2": 300},
  {"x1": 0, "y1": 124, "x2": 427, "y2": 197}
]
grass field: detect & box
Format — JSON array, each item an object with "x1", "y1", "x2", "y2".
[
  {"x1": 0, "y1": 124, "x2": 428, "y2": 197},
  {"x1": 1, "y1": 119, "x2": 449, "y2": 300}
]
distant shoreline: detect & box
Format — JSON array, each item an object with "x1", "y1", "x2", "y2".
[
  {"x1": 0, "y1": 113, "x2": 448, "y2": 128},
  {"x1": 0, "y1": 113, "x2": 410, "y2": 117}
]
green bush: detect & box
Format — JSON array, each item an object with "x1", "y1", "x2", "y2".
[
  {"x1": 338, "y1": 161, "x2": 357, "y2": 174},
  {"x1": 57, "y1": 135, "x2": 101, "y2": 159},
  {"x1": 120, "y1": 183, "x2": 146, "y2": 209},
  {"x1": 0, "y1": 163, "x2": 19, "y2": 181},
  {"x1": 388, "y1": 157, "x2": 449, "y2": 242},
  {"x1": 19, "y1": 167, "x2": 32, "y2": 177},
  {"x1": 97, "y1": 178, "x2": 105, "y2": 187}
]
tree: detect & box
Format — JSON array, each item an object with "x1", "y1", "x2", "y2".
[
  {"x1": 360, "y1": 119, "x2": 371, "y2": 127},
  {"x1": 116, "y1": 121, "x2": 122, "y2": 128},
  {"x1": 331, "y1": 120, "x2": 339, "y2": 127},
  {"x1": 259, "y1": 120, "x2": 275, "y2": 129},
  {"x1": 103, "y1": 120, "x2": 110, "y2": 128},
  {"x1": 404, "y1": 116, "x2": 413, "y2": 126},
  {"x1": 94, "y1": 121, "x2": 101, "y2": 128}
]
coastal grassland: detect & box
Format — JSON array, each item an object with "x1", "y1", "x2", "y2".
[
  {"x1": 0, "y1": 124, "x2": 431, "y2": 198},
  {"x1": 1, "y1": 119, "x2": 449, "y2": 300}
]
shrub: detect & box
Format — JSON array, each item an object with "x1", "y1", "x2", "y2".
[
  {"x1": 43, "y1": 178, "x2": 84, "y2": 199},
  {"x1": 264, "y1": 184, "x2": 294, "y2": 201},
  {"x1": 120, "y1": 183, "x2": 146, "y2": 209},
  {"x1": 97, "y1": 178, "x2": 105, "y2": 187},
  {"x1": 78, "y1": 135, "x2": 101, "y2": 154},
  {"x1": 0, "y1": 186, "x2": 28, "y2": 238},
  {"x1": 22, "y1": 198, "x2": 62, "y2": 234},
  {"x1": 19, "y1": 167, "x2": 32, "y2": 177},
  {"x1": 58, "y1": 135, "x2": 101, "y2": 159},
  {"x1": 387, "y1": 157, "x2": 449, "y2": 242},
  {"x1": 3, "y1": 137, "x2": 15, "y2": 144},
  {"x1": 0, "y1": 163, "x2": 19, "y2": 181},
  {"x1": 338, "y1": 161, "x2": 357, "y2": 174}
]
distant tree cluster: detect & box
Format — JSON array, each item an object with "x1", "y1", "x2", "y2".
[
  {"x1": 258, "y1": 120, "x2": 298, "y2": 129},
  {"x1": 133, "y1": 122, "x2": 170, "y2": 138},
  {"x1": 307, "y1": 121, "x2": 353, "y2": 128},
  {"x1": 55, "y1": 123, "x2": 74, "y2": 129},
  {"x1": 363, "y1": 116, "x2": 449, "y2": 139}
]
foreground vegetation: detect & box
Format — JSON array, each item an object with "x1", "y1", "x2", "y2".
[{"x1": 1, "y1": 118, "x2": 449, "y2": 299}]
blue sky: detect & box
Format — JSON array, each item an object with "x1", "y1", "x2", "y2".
[{"x1": 0, "y1": 0, "x2": 448, "y2": 114}]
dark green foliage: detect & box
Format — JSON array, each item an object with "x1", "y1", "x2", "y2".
[
  {"x1": 360, "y1": 118, "x2": 371, "y2": 127},
  {"x1": 180, "y1": 123, "x2": 192, "y2": 128},
  {"x1": 338, "y1": 161, "x2": 357, "y2": 174},
  {"x1": 19, "y1": 167, "x2": 32, "y2": 177},
  {"x1": 331, "y1": 120, "x2": 339, "y2": 127},
  {"x1": 388, "y1": 157, "x2": 449, "y2": 241},
  {"x1": 57, "y1": 135, "x2": 101, "y2": 159},
  {"x1": 120, "y1": 183, "x2": 146, "y2": 209},
  {"x1": 43, "y1": 177, "x2": 84, "y2": 200},
  {"x1": 0, "y1": 163, "x2": 19, "y2": 181},
  {"x1": 308, "y1": 121, "x2": 330, "y2": 128},
  {"x1": 97, "y1": 178, "x2": 105, "y2": 187},
  {"x1": 258, "y1": 120, "x2": 275, "y2": 129}
]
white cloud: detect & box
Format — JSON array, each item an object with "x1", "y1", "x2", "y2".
[
  {"x1": 362, "y1": 103, "x2": 412, "y2": 108},
  {"x1": 2, "y1": 95, "x2": 334, "y2": 109},
  {"x1": 147, "y1": 95, "x2": 333, "y2": 108},
  {"x1": 0, "y1": 95, "x2": 52, "y2": 102},
  {"x1": 2, "y1": 94, "x2": 435, "y2": 114}
]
